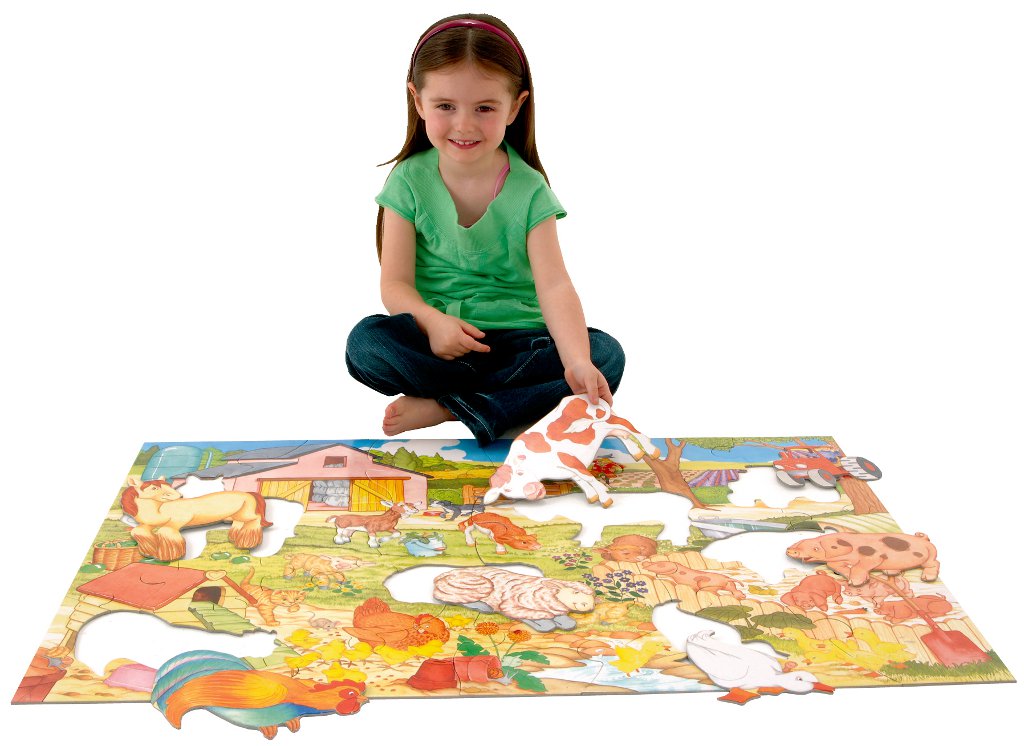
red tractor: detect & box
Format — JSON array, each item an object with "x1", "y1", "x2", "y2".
[{"x1": 772, "y1": 445, "x2": 882, "y2": 488}]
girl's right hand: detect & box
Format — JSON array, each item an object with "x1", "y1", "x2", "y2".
[{"x1": 424, "y1": 314, "x2": 491, "y2": 360}]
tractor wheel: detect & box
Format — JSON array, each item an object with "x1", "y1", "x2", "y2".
[
  {"x1": 809, "y1": 469, "x2": 837, "y2": 488},
  {"x1": 776, "y1": 471, "x2": 806, "y2": 487},
  {"x1": 840, "y1": 456, "x2": 883, "y2": 481}
]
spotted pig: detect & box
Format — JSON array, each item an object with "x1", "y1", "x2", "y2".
[{"x1": 786, "y1": 532, "x2": 939, "y2": 587}]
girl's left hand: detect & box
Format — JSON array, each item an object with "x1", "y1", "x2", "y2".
[{"x1": 564, "y1": 362, "x2": 613, "y2": 407}]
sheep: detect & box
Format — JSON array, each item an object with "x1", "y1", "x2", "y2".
[{"x1": 433, "y1": 566, "x2": 594, "y2": 632}]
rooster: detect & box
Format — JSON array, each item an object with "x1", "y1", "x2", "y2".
[
  {"x1": 152, "y1": 650, "x2": 367, "y2": 739},
  {"x1": 344, "y1": 597, "x2": 450, "y2": 650}
]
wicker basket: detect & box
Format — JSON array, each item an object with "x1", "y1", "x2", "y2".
[{"x1": 92, "y1": 542, "x2": 143, "y2": 571}]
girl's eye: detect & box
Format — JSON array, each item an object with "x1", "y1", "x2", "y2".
[
  {"x1": 437, "y1": 103, "x2": 454, "y2": 111},
  {"x1": 478, "y1": 106, "x2": 495, "y2": 113}
]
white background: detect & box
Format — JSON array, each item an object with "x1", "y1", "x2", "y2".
[{"x1": 2, "y1": 0, "x2": 1021, "y2": 741}]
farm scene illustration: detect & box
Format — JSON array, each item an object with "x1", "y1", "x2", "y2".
[{"x1": 14, "y1": 396, "x2": 1014, "y2": 737}]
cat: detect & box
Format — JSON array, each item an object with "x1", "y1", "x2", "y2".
[
  {"x1": 429, "y1": 500, "x2": 485, "y2": 521},
  {"x1": 240, "y1": 566, "x2": 307, "y2": 626}
]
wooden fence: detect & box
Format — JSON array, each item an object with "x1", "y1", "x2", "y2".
[
  {"x1": 592, "y1": 551, "x2": 991, "y2": 665},
  {"x1": 461, "y1": 481, "x2": 576, "y2": 504}
]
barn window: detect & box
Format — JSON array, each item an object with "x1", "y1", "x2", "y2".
[{"x1": 324, "y1": 456, "x2": 347, "y2": 468}]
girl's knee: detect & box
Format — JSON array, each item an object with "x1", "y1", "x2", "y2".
[
  {"x1": 589, "y1": 330, "x2": 625, "y2": 388},
  {"x1": 346, "y1": 314, "x2": 412, "y2": 363}
]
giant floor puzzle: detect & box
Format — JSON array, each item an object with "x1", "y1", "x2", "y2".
[{"x1": 14, "y1": 398, "x2": 1014, "y2": 736}]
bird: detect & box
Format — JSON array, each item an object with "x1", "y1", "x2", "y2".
[
  {"x1": 610, "y1": 641, "x2": 666, "y2": 676},
  {"x1": 151, "y1": 650, "x2": 368, "y2": 739},
  {"x1": 781, "y1": 627, "x2": 859, "y2": 665},
  {"x1": 685, "y1": 630, "x2": 835, "y2": 705},
  {"x1": 850, "y1": 628, "x2": 915, "y2": 668},
  {"x1": 343, "y1": 597, "x2": 450, "y2": 650}
]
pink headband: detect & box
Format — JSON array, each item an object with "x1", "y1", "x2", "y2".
[{"x1": 412, "y1": 19, "x2": 526, "y2": 68}]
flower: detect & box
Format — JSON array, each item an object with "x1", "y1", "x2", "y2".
[
  {"x1": 475, "y1": 622, "x2": 499, "y2": 636},
  {"x1": 508, "y1": 629, "x2": 532, "y2": 643}
]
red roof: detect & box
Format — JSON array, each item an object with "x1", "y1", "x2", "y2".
[{"x1": 77, "y1": 563, "x2": 209, "y2": 611}]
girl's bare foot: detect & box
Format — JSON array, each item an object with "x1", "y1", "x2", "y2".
[{"x1": 383, "y1": 396, "x2": 456, "y2": 436}]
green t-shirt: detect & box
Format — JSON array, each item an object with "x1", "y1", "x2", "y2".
[{"x1": 375, "y1": 144, "x2": 566, "y2": 330}]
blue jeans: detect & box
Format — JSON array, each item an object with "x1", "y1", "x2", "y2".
[{"x1": 345, "y1": 313, "x2": 626, "y2": 445}]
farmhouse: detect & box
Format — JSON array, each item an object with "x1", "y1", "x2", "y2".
[{"x1": 172, "y1": 442, "x2": 429, "y2": 512}]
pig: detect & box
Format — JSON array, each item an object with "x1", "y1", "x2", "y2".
[
  {"x1": 596, "y1": 534, "x2": 659, "y2": 563},
  {"x1": 876, "y1": 594, "x2": 953, "y2": 623},
  {"x1": 786, "y1": 531, "x2": 940, "y2": 586},
  {"x1": 642, "y1": 560, "x2": 746, "y2": 600},
  {"x1": 842, "y1": 574, "x2": 911, "y2": 610},
  {"x1": 780, "y1": 570, "x2": 844, "y2": 611}
]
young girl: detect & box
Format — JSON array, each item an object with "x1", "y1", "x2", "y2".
[{"x1": 346, "y1": 13, "x2": 625, "y2": 445}]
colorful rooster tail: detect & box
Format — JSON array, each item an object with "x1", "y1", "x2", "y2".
[{"x1": 151, "y1": 650, "x2": 252, "y2": 726}]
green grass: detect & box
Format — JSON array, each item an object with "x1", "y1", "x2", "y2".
[{"x1": 879, "y1": 652, "x2": 1015, "y2": 683}]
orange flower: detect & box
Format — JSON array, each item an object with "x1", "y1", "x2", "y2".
[
  {"x1": 475, "y1": 622, "x2": 499, "y2": 636},
  {"x1": 508, "y1": 629, "x2": 532, "y2": 643}
]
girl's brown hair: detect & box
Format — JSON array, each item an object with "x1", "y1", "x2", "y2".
[{"x1": 375, "y1": 13, "x2": 549, "y2": 258}]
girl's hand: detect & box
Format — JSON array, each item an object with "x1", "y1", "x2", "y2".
[
  {"x1": 564, "y1": 361, "x2": 613, "y2": 406},
  {"x1": 424, "y1": 314, "x2": 491, "y2": 360}
]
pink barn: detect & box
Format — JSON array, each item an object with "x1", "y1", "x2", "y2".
[{"x1": 173, "y1": 443, "x2": 428, "y2": 513}]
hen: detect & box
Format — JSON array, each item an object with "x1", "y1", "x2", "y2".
[
  {"x1": 152, "y1": 650, "x2": 367, "y2": 739},
  {"x1": 344, "y1": 597, "x2": 450, "y2": 650}
]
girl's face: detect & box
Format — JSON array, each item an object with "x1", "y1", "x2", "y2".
[{"x1": 409, "y1": 62, "x2": 529, "y2": 168}]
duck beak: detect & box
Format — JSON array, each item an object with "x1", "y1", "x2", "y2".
[{"x1": 812, "y1": 682, "x2": 835, "y2": 694}]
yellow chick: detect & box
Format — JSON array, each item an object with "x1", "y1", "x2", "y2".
[
  {"x1": 316, "y1": 640, "x2": 352, "y2": 661},
  {"x1": 374, "y1": 645, "x2": 416, "y2": 666},
  {"x1": 851, "y1": 629, "x2": 915, "y2": 666},
  {"x1": 338, "y1": 642, "x2": 374, "y2": 662},
  {"x1": 323, "y1": 661, "x2": 368, "y2": 684},
  {"x1": 286, "y1": 629, "x2": 321, "y2": 648},
  {"x1": 610, "y1": 641, "x2": 665, "y2": 676},
  {"x1": 781, "y1": 628, "x2": 857, "y2": 665},
  {"x1": 285, "y1": 651, "x2": 322, "y2": 674},
  {"x1": 408, "y1": 640, "x2": 445, "y2": 658}
]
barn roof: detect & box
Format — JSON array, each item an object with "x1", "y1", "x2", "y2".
[
  {"x1": 180, "y1": 461, "x2": 296, "y2": 480},
  {"x1": 227, "y1": 443, "x2": 348, "y2": 461}
]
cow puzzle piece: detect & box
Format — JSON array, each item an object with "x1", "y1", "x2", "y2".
[{"x1": 484, "y1": 394, "x2": 659, "y2": 508}]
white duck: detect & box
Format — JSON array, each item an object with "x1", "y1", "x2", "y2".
[{"x1": 685, "y1": 629, "x2": 834, "y2": 705}]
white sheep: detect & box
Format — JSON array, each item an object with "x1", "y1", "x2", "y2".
[{"x1": 433, "y1": 566, "x2": 594, "y2": 632}]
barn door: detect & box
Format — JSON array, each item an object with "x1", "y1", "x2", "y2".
[{"x1": 350, "y1": 479, "x2": 405, "y2": 511}]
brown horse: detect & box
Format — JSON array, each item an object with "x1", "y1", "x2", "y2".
[{"x1": 121, "y1": 477, "x2": 272, "y2": 561}]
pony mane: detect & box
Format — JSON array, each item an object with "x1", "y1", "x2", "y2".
[{"x1": 120, "y1": 480, "x2": 170, "y2": 517}]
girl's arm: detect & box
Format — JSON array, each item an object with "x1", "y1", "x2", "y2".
[
  {"x1": 379, "y1": 208, "x2": 490, "y2": 359},
  {"x1": 527, "y1": 216, "x2": 612, "y2": 405}
]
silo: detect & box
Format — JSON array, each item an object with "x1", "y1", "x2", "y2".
[{"x1": 142, "y1": 445, "x2": 203, "y2": 481}]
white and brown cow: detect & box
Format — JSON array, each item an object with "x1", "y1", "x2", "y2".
[{"x1": 484, "y1": 394, "x2": 659, "y2": 508}]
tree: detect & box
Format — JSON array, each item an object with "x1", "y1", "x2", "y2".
[{"x1": 641, "y1": 439, "x2": 709, "y2": 508}]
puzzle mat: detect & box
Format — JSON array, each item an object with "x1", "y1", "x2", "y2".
[{"x1": 15, "y1": 437, "x2": 1014, "y2": 713}]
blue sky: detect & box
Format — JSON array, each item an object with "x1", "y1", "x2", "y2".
[{"x1": 139, "y1": 437, "x2": 833, "y2": 466}]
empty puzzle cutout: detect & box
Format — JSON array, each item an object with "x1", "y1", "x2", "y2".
[{"x1": 75, "y1": 611, "x2": 278, "y2": 675}]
